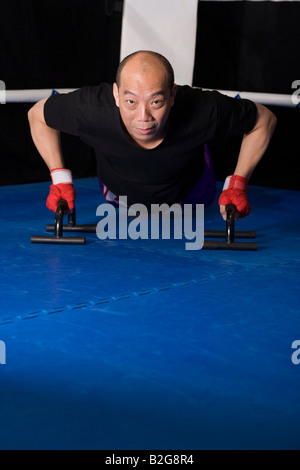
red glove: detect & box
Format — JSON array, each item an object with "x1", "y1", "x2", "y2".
[
  {"x1": 218, "y1": 175, "x2": 250, "y2": 219},
  {"x1": 46, "y1": 168, "x2": 76, "y2": 213}
]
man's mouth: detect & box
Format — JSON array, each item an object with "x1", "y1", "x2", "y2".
[
  {"x1": 137, "y1": 128, "x2": 153, "y2": 134},
  {"x1": 135, "y1": 125, "x2": 157, "y2": 135}
]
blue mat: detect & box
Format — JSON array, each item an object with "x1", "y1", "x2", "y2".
[{"x1": 0, "y1": 178, "x2": 299, "y2": 450}]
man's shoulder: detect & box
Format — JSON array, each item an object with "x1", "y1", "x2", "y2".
[
  {"x1": 76, "y1": 83, "x2": 114, "y2": 107},
  {"x1": 175, "y1": 85, "x2": 218, "y2": 106},
  {"x1": 45, "y1": 83, "x2": 114, "y2": 113}
]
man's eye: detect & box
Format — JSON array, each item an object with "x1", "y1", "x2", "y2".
[
  {"x1": 127, "y1": 100, "x2": 135, "y2": 105},
  {"x1": 153, "y1": 100, "x2": 164, "y2": 106}
]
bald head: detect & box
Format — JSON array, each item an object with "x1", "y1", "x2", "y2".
[
  {"x1": 113, "y1": 50, "x2": 177, "y2": 149},
  {"x1": 116, "y1": 51, "x2": 175, "y2": 90}
]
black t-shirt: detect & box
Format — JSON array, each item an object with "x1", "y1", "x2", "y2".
[{"x1": 44, "y1": 84, "x2": 257, "y2": 207}]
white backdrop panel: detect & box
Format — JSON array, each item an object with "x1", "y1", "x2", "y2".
[{"x1": 120, "y1": 0, "x2": 198, "y2": 86}]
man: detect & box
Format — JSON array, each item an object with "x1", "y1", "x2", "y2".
[{"x1": 28, "y1": 50, "x2": 276, "y2": 220}]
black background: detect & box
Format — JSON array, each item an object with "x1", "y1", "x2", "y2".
[{"x1": 0, "y1": 0, "x2": 299, "y2": 190}]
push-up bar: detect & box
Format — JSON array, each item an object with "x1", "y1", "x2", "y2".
[
  {"x1": 202, "y1": 204, "x2": 257, "y2": 251},
  {"x1": 31, "y1": 200, "x2": 86, "y2": 245}
]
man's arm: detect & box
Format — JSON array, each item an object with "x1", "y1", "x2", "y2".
[
  {"x1": 233, "y1": 103, "x2": 277, "y2": 180},
  {"x1": 27, "y1": 98, "x2": 65, "y2": 171},
  {"x1": 28, "y1": 98, "x2": 75, "y2": 212},
  {"x1": 219, "y1": 103, "x2": 277, "y2": 219}
]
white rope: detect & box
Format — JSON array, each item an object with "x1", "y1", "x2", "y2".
[
  {"x1": 3, "y1": 87, "x2": 299, "y2": 107},
  {"x1": 202, "y1": 89, "x2": 298, "y2": 108},
  {"x1": 5, "y1": 89, "x2": 77, "y2": 103}
]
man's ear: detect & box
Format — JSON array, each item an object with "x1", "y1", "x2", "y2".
[
  {"x1": 171, "y1": 84, "x2": 178, "y2": 105},
  {"x1": 113, "y1": 83, "x2": 120, "y2": 107}
]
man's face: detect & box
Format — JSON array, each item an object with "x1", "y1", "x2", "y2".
[{"x1": 113, "y1": 60, "x2": 177, "y2": 149}]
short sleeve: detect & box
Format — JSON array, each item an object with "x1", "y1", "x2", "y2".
[
  {"x1": 213, "y1": 91, "x2": 257, "y2": 139},
  {"x1": 43, "y1": 89, "x2": 82, "y2": 136}
]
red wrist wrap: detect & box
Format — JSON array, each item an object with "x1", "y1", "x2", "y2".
[
  {"x1": 46, "y1": 169, "x2": 75, "y2": 212},
  {"x1": 219, "y1": 175, "x2": 251, "y2": 218}
]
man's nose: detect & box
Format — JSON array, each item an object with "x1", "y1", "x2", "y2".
[{"x1": 138, "y1": 104, "x2": 152, "y2": 121}]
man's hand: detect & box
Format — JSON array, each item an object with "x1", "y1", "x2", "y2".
[
  {"x1": 46, "y1": 168, "x2": 76, "y2": 212},
  {"x1": 218, "y1": 174, "x2": 250, "y2": 220}
]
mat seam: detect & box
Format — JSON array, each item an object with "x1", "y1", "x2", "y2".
[{"x1": 0, "y1": 259, "x2": 298, "y2": 326}]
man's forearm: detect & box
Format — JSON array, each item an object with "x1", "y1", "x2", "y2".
[
  {"x1": 28, "y1": 98, "x2": 65, "y2": 171},
  {"x1": 234, "y1": 103, "x2": 277, "y2": 181}
]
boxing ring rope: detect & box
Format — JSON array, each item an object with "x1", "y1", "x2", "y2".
[
  {"x1": 4, "y1": 89, "x2": 77, "y2": 103},
  {"x1": 202, "y1": 89, "x2": 298, "y2": 108},
  {"x1": 3, "y1": 88, "x2": 298, "y2": 107}
]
